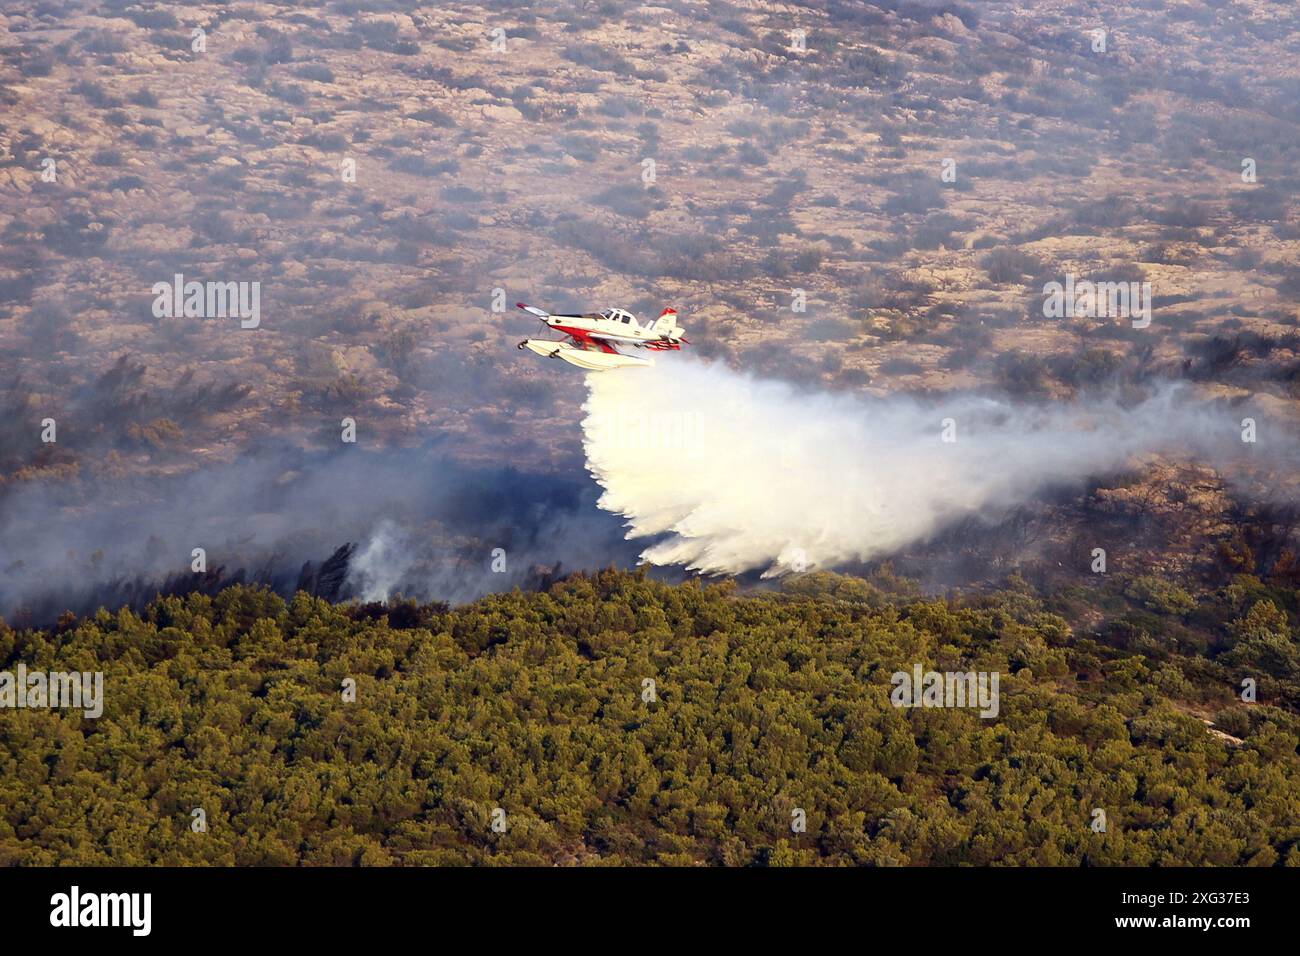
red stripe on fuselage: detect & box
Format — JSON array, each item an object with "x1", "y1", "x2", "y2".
[{"x1": 554, "y1": 325, "x2": 619, "y2": 353}]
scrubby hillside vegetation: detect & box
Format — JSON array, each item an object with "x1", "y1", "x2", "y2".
[{"x1": 2, "y1": 569, "x2": 1298, "y2": 866}]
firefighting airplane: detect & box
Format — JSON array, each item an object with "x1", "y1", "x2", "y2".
[{"x1": 514, "y1": 302, "x2": 687, "y2": 370}]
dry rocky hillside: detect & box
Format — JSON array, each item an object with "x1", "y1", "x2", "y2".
[{"x1": 1, "y1": 0, "x2": 1298, "y2": 600}]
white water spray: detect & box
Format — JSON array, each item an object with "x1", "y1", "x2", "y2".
[{"x1": 581, "y1": 356, "x2": 1227, "y2": 576}]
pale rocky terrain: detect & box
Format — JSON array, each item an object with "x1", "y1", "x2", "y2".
[{"x1": 1, "y1": 0, "x2": 1298, "y2": 599}]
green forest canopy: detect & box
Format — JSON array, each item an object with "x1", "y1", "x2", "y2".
[{"x1": 1, "y1": 568, "x2": 1298, "y2": 866}]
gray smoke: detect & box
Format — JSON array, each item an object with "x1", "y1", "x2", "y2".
[{"x1": 0, "y1": 445, "x2": 633, "y2": 622}]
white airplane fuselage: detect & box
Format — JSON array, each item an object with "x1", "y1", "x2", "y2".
[
  {"x1": 539, "y1": 313, "x2": 665, "y2": 345},
  {"x1": 516, "y1": 305, "x2": 685, "y2": 371}
]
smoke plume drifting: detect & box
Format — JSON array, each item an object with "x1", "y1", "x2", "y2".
[
  {"x1": 582, "y1": 356, "x2": 1241, "y2": 577},
  {"x1": 0, "y1": 448, "x2": 634, "y2": 622}
]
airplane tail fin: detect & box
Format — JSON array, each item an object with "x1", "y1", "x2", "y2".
[{"x1": 652, "y1": 308, "x2": 679, "y2": 335}]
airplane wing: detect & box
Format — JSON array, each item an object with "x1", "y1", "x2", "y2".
[{"x1": 516, "y1": 303, "x2": 550, "y2": 319}]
